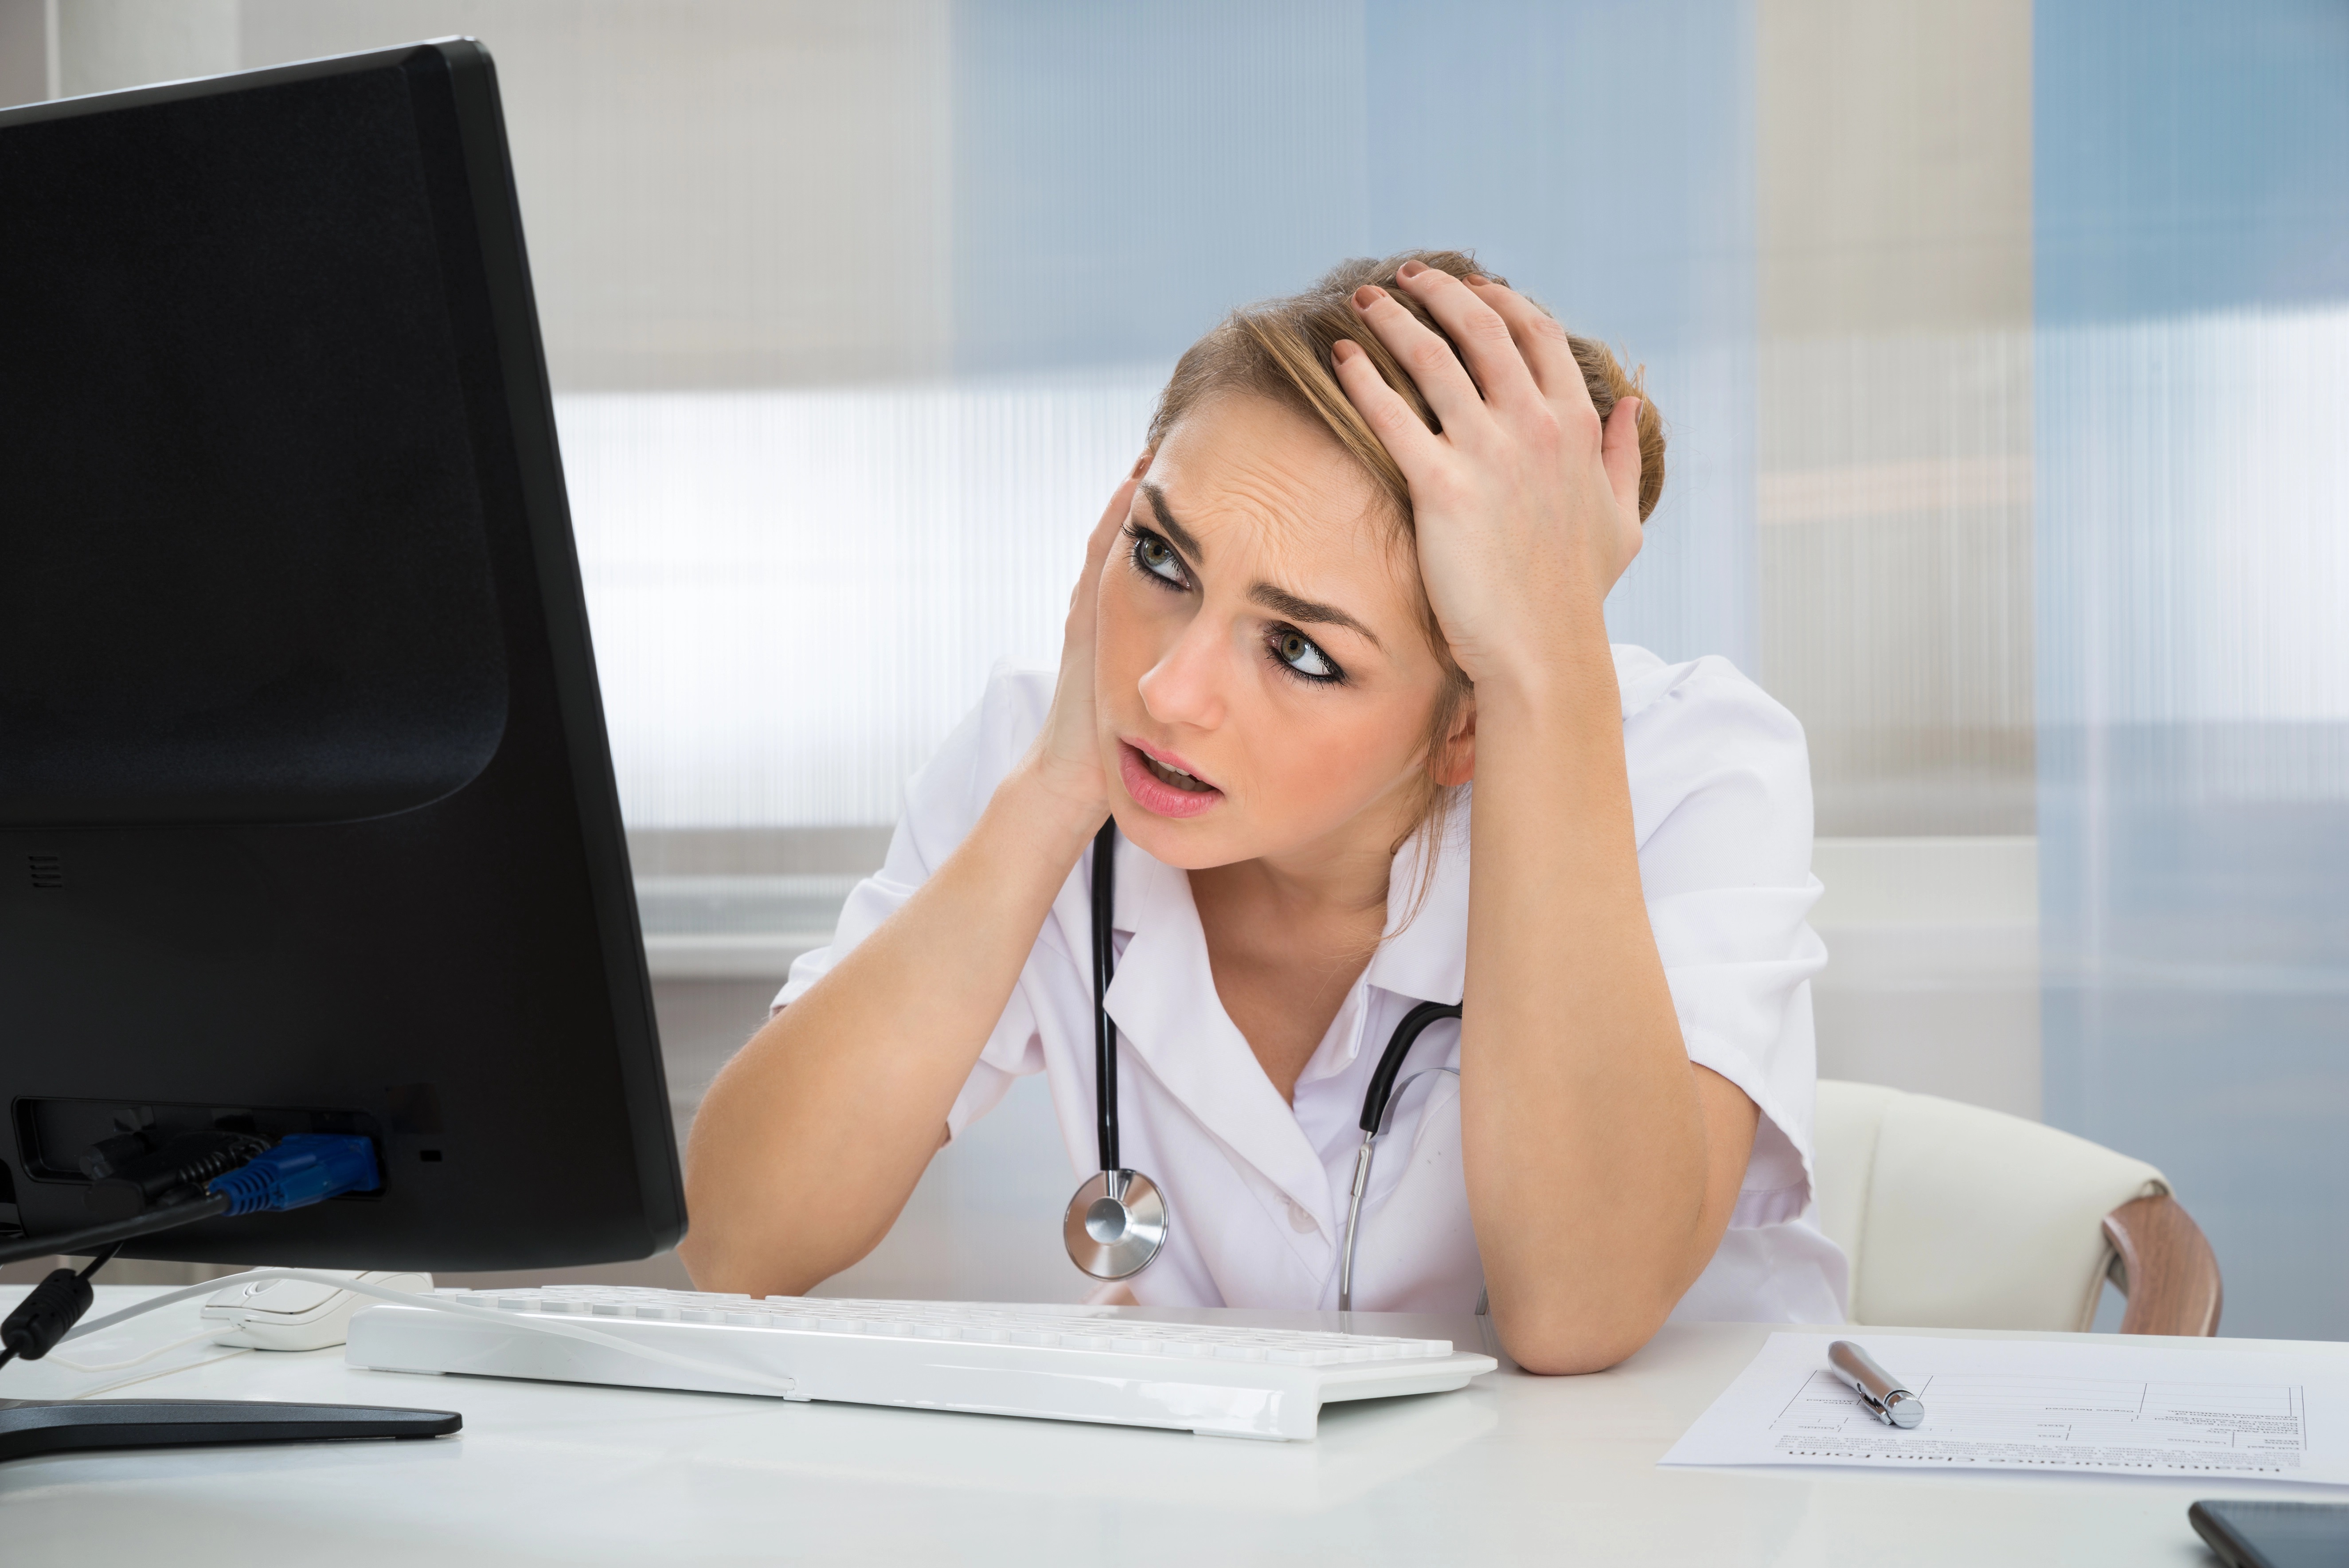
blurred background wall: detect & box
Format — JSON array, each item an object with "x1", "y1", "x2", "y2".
[
  {"x1": 3, "y1": 0, "x2": 2341, "y2": 1336},
  {"x1": 2031, "y1": 0, "x2": 2349, "y2": 1340}
]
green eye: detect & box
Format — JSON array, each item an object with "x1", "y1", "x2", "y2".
[
  {"x1": 1273, "y1": 629, "x2": 1338, "y2": 680},
  {"x1": 1133, "y1": 533, "x2": 1185, "y2": 585}
]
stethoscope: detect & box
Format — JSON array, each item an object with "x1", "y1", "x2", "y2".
[{"x1": 1062, "y1": 822, "x2": 1462, "y2": 1310}]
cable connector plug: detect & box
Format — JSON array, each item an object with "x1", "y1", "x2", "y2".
[
  {"x1": 207, "y1": 1134, "x2": 381, "y2": 1216},
  {"x1": 84, "y1": 1130, "x2": 270, "y2": 1220}
]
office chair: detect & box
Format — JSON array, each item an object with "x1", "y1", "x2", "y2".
[{"x1": 1813, "y1": 1080, "x2": 2223, "y2": 1335}]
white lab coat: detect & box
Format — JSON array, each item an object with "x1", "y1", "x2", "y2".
[{"x1": 776, "y1": 646, "x2": 1849, "y2": 1322}]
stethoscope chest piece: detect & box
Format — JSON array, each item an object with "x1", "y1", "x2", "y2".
[
  {"x1": 1063, "y1": 1167, "x2": 1168, "y2": 1280},
  {"x1": 1069, "y1": 821, "x2": 1459, "y2": 1297}
]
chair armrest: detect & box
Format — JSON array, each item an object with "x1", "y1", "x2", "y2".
[{"x1": 2102, "y1": 1193, "x2": 2223, "y2": 1336}]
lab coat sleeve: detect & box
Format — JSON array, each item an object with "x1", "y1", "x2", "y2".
[
  {"x1": 1619, "y1": 651, "x2": 1828, "y2": 1230},
  {"x1": 771, "y1": 664, "x2": 1056, "y2": 1137}
]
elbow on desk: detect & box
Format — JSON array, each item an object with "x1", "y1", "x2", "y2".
[
  {"x1": 673, "y1": 1227, "x2": 746, "y2": 1295},
  {"x1": 1503, "y1": 1333, "x2": 1648, "y2": 1378},
  {"x1": 677, "y1": 1238, "x2": 814, "y2": 1302},
  {"x1": 676, "y1": 1187, "x2": 899, "y2": 1302},
  {"x1": 1493, "y1": 1298, "x2": 1675, "y2": 1376}
]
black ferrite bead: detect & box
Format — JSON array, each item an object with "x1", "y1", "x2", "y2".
[{"x1": 2, "y1": 1267, "x2": 95, "y2": 1360}]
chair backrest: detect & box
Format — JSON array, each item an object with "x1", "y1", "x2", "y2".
[{"x1": 1815, "y1": 1080, "x2": 2173, "y2": 1331}]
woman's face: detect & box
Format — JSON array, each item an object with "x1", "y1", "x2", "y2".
[{"x1": 1095, "y1": 392, "x2": 1466, "y2": 874}]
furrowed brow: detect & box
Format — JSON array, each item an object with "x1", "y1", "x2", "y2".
[
  {"x1": 1248, "y1": 583, "x2": 1382, "y2": 650},
  {"x1": 1139, "y1": 483, "x2": 1206, "y2": 563}
]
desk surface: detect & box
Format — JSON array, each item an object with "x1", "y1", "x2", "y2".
[{"x1": 2, "y1": 1285, "x2": 2333, "y2": 1565}]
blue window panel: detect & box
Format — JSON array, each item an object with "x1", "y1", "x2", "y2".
[{"x1": 2036, "y1": 0, "x2": 2349, "y2": 1338}]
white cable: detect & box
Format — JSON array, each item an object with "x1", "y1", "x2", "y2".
[
  {"x1": 71, "y1": 1347, "x2": 252, "y2": 1400},
  {"x1": 63, "y1": 1270, "x2": 802, "y2": 1397},
  {"x1": 44, "y1": 1322, "x2": 229, "y2": 1374},
  {"x1": 64, "y1": 1277, "x2": 320, "y2": 1342}
]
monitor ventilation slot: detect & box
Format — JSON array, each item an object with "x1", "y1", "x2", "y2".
[{"x1": 27, "y1": 854, "x2": 63, "y2": 891}]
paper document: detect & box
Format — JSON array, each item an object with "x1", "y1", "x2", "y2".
[{"x1": 1663, "y1": 1332, "x2": 2349, "y2": 1483}]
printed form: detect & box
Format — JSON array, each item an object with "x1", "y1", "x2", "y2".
[{"x1": 1662, "y1": 1333, "x2": 2349, "y2": 1483}]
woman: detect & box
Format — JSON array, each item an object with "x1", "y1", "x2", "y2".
[{"x1": 681, "y1": 251, "x2": 1843, "y2": 1374}]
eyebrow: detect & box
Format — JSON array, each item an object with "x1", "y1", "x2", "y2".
[
  {"x1": 1141, "y1": 481, "x2": 1384, "y2": 651},
  {"x1": 1139, "y1": 484, "x2": 1206, "y2": 563},
  {"x1": 1248, "y1": 583, "x2": 1383, "y2": 649}
]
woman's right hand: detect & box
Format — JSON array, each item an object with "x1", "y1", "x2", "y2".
[
  {"x1": 688, "y1": 467, "x2": 1143, "y2": 1299},
  {"x1": 1022, "y1": 470, "x2": 1141, "y2": 820}
]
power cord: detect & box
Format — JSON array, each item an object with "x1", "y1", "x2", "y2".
[
  {"x1": 6, "y1": 1139, "x2": 795, "y2": 1402},
  {"x1": 4, "y1": 1151, "x2": 793, "y2": 1411},
  {"x1": 0, "y1": 1246, "x2": 119, "y2": 1373},
  {"x1": 0, "y1": 1135, "x2": 380, "y2": 1368},
  {"x1": 0, "y1": 1194, "x2": 232, "y2": 1273}
]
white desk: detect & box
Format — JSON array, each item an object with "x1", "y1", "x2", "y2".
[{"x1": 3, "y1": 1284, "x2": 2329, "y2": 1564}]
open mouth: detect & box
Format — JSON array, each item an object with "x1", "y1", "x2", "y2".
[
  {"x1": 1118, "y1": 740, "x2": 1223, "y2": 818},
  {"x1": 1140, "y1": 753, "x2": 1214, "y2": 793}
]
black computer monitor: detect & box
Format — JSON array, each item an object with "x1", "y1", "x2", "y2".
[{"x1": 0, "y1": 41, "x2": 684, "y2": 1273}]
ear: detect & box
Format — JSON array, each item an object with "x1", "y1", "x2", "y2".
[{"x1": 1431, "y1": 695, "x2": 1477, "y2": 787}]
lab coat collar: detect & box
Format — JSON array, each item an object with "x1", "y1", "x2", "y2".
[
  {"x1": 1101, "y1": 837, "x2": 1338, "y2": 1266},
  {"x1": 1361, "y1": 796, "x2": 1472, "y2": 1011},
  {"x1": 1276, "y1": 798, "x2": 1472, "y2": 1095},
  {"x1": 1332, "y1": 641, "x2": 1657, "y2": 1021}
]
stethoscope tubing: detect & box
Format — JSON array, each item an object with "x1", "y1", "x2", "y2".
[
  {"x1": 1337, "y1": 1002, "x2": 1463, "y2": 1309},
  {"x1": 1091, "y1": 819, "x2": 1120, "y2": 1175},
  {"x1": 1079, "y1": 822, "x2": 1462, "y2": 1306}
]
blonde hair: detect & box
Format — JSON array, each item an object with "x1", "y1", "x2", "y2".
[{"x1": 1144, "y1": 250, "x2": 1667, "y2": 863}]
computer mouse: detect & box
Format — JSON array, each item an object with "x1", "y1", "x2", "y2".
[{"x1": 202, "y1": 1270, "x2": 434, "y2": 1352}]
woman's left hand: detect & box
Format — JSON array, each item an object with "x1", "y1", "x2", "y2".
[
  {"x1": 1335, "y1": 265, "x2": 1745, "y2": 1375},
  {"x1": 1330, "y1": 263, "x2": 1644, "y2": 688}
]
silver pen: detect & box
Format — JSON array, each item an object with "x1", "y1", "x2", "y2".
[{"x1": 1829, "y1": 1340, "x2": 1925, "y2": 1428}]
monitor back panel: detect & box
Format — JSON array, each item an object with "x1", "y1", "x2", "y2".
[{"x1": 0, "y1": 43, "x2": 684, "y2": 1269}]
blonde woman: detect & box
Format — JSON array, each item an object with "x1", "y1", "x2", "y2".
[{"x1": 682, "y1": 252, "x2": 1842, "y2": 1374}]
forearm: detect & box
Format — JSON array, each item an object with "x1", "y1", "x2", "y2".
[
  {"x1": 1459, "y1": 622, "x2": 1727, "y2": 1373},
  {"x1": 1324, "y1": 260, "x2": 1742, "y2": 1368},
  {"x1": 680, "y1": 764, "x2": 1099, "y2": 1296}
]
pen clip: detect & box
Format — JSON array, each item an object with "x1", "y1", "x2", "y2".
[{"x1": 1829, "y1": 1339, "x2": 1922, "y2": 1428}]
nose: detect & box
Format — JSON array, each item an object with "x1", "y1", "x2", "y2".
[{"x1": 1135, "y1": 615, "x2": 1228, "y2": 731}]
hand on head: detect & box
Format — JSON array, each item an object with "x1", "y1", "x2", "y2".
[
  {"x1": 1330, "y1": 262, "x2": 1646, "y2": 688},
  {"x1": 1022, "y1": 253, "x2": 1662, "y2": 874}
]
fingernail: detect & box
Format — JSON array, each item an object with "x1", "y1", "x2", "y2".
[
  {"x1": 1351, "y1": 284, "x2": 1384, "y2": 309},
  {"x1": 1465, "y1": 273, "x2": 1489, "y2": 286},
  {"x1": 1396, "y1": 260, "x2": 1427, "y2": 281},
  {"x1": 1332, "y1": 339, "x2": 1361, "y2": 365}
]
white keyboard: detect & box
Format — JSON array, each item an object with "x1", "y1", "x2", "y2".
[{"x1": 345, "y1": 1285, "x2": 1498, "y2": 1441}]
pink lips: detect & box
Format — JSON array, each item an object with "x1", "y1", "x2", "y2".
[{"x1": 1118, "y1": 740, "x2": 1223, "y2": 819}]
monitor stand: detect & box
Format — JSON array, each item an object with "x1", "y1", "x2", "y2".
[{"x1": 0, "y1": 1396, "x2": 460, "y2": 1461}]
